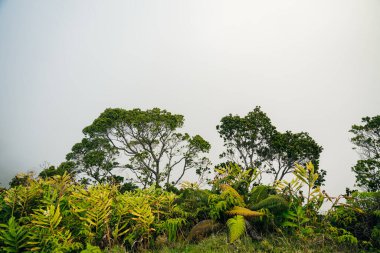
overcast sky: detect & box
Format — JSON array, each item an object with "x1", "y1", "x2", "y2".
[{"x1": 0, "y1": 0, "x2": 379, "y2": 195}]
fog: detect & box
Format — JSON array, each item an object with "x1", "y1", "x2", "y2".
[{"x1": 1, "y1": 0, "x2": 379, "y2": 196}]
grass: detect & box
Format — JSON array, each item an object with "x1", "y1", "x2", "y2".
[{"x1": 153, "y1": 232, "x2": 352, "y2": 253}]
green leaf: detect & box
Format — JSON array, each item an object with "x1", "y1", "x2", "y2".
[
  {"x1": 226, "y1": 206, "x2": 264, "y2": 217},
  {"x1": 226, "y1": 215, "x2": 246, "y2": 243}
]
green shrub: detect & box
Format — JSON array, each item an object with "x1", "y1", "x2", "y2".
[{"x1": 0, "y1": 217, "x2": 29, "y2": 253}]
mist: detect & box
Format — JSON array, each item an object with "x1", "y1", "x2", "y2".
[{"x1": 1, "y1": 0, "x2": 379, "y2": 196}]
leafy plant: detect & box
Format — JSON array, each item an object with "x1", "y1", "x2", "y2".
[
  {"x1": 80, "y1": 243, "x2": 102, "y2": 253},
  {"x1": 226, "y1": 206, "x2": 264, "y2": 217},
  {"x1": 212, "y1": 162, "x2": 260, "y2": 196},
  {"x1": 226, "y1": 215, "x2": 246, "y2": 243},
  {"x1": 248, "y1": 185, "x2": 275, "y2": 205},
  {"x1": 192, "y1": 184, "x2": 265, "y2": 243},
  {"x1": 69, "y1": 185, "x2": 115, "y2": 245},
  {"x1": 0, "y1": 217, "x2": 29, "y2": 253},
  {"x1": 4, "y1": 179, "x2": 42, "y2": 218},
  {"x1": 276, "y1": 162, "x2": 324, "y2": 229},
  {"x1": 252, "y1": 195, "x2": 288, "y2": 214},
  {"x1": 328, "y1": 191, "x2": 380, "y2": 250},
  {"x1": 209, "y1": 184, "x2": 246, "y2": 220},
  {"x1": 29, "y1": 204, "x2": 81, "y2": 252},
  {"x1": 161, "y1": 218, "x2": 186, "y2": 242},
  {"x1": 282, "y1": 206, "x2": 313, "y2": 236}
]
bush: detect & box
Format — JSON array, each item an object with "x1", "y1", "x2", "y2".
[{"x1": 329, "y1": 191, "x2": 380, "y2": 250}]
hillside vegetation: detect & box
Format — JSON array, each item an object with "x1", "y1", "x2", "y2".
[{"x1": 1, "y1": 108, "x2": 379, "y2": 252}]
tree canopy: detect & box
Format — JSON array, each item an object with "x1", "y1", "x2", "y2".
[
  {"x1": 350, "y1": 115, "x2": 380, "y2": 191},
  {"x1": 217, "y1": 107, "x2": 275, "y2": 170},
  {"x1": 217, "y1": 106, "x2": 324, "y2": 184},
  {"x1": 268, "y1": 130, "x2": 323, "y2": 183},
  {"x1": 68, "y1": 108, "x2": 211, "y2": 187},
  {"x1": 66, "y1": 137, "x2": 119, "y2": 184}
]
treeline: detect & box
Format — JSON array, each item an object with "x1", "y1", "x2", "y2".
[
  {"x1": 0, "y1": 107, "x2": 379, "y2": 252},
  {"x1": 25, "y1": 106, "x2": 326, "y2": 188}
]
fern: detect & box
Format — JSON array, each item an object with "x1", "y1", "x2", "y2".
[
  {"x1": 69, "y1": 185, "x2": 114, "y2": 243},
  {"x1": 29, "y1": 204, "x2": 81, "y2": 252},
  {"x1": 282, "y1": 206, "x2": 311, "y2": 236},
  {"x1": 44, "y1": 173, "x2": 74, "y2": 203},
  {"x1": 220, "y1": 184, "x2": 245, "y2": 205},
  {"x1": 226, "y1": 215, "x2": 246, "y2": 243},
  {"x1": 249, "y1": 185, "x2": 274, "y2": 204},
  {"x1": 4, "y1": 180, "x2": 42, "y2": 217},
  {"x1": 208, "y1": 184, "x2": 245, "y2": 220},
  {"x1": 126, "y1": 202, "x2": 155, "y2": 248},
  {"x1": 130, "y1": 204, "x2": 155, "y2": 229},
  {"x1": 111, "y1": 193, "x2": 135, "y2": 246},
  {"x1": 161, "y1": 218, "x2": 186, "y2": 242},
  {"x1": 80, "y1": 243, "x2": 102, "y2": 253},
  {"x1": 252, "y1": 195, "x2": 288, "y2": 213},
  {"x1": 0, "y1": 217, "x2": 29, "y2": 253},
  {"x1": 31, "y1": 205, "x2": 62, "y2": 231},
  {"x1": 226, "y1": 206, "x2": 264, "y2": 218}
]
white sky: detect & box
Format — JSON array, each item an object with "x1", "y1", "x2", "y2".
[{"x1": 0, "y1": 0, "x2": 379, "y2": 196}]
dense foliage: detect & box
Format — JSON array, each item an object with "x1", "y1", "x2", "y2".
[
  {"x1": 67, "y1": 108, "x2": 211, "y2": 188},
  {"x1": 1, "y1": 108, "x2": 379, "y2": 252},
  {"x1": 350, "y1": 115, "x2": 380, "y2": 191},
  {"x1": 217, "y1": 106, "x2": 325, "y2": 185},
  {"x1": 1, "y1": 163, "x2": 378, "y2": 252}
]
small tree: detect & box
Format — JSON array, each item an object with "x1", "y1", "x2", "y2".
[
  {"x1": 72, "y1": 108, "x2": 211, "y2": 187},
  {"x1": 9, "y1": 172, "x2": 35, "y2": 188},
  {"x1": 350, "y1": 115, "x2": 380, "y2": 192},
  {"x1": 38, "y1": 162, "x2": 76, "y2": 179},
  {"x1": 66, "y1": 137, "x2": 119, "y2": 184}
]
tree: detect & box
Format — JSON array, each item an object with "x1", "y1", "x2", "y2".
[
  {"x1": 72, "y1": 108, "x2": 211, "y2": 187},
  {"x1": 350, "y1": 115, "x2": 380, "y2": 192},
  {"x1": 66, "y1": 137, "x2": 120, "y2": 184},
  {"x1": 217, "y1": 107, "x2": 325, "y2": 185},
  {"x1": 38, "y1": 162, "x2": 76, "y2": 179},
  {"x1": 217, "y1": 106, "x2": 276, "y2": 170},
  {"x1": 268, "y1": 131, "x2": 324, "y2": 183}
]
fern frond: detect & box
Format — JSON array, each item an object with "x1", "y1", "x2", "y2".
[
  {"x1": 220, "y1": 184, "x2": 243, "y2": 200},
  {"x1": 0, "y1": 217, "x2": 29, "y2": 252},
  {"x1": 220, "y1": 184, "x2": 245, "y2": 207},
  {"x1": 226, "y1": 215, "x2": 246, "y2": 243},
  {"x1": 31, "y1": 205, "x2": 62, "y2": 231},
  {"x1": 68, "y1": 185, "x2": 114, "y2": 242},
  {"x1": 81, "y1": 243, "x2": 102, "y2": 253},
  {"x1": 130, "y1": 204, "x2": 155, "y2": 228},
  {"x1": 226, "y1": 206, "x2": 264, "y2": 218},
  {"x1": 252, "y1": 195, "x2": 288, "y2": 213},
  {"x1": 162, "y1": 218, "x2": 186, "y2": 242},
  {"x1": 249, "y1": 185, "x2": 274, "y2": 204}
]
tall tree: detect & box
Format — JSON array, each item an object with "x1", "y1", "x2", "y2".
[
  {"x1": 217, "y1": 107, "x2": 324, "y2": 184},
  {"x1": 73, "y1": 108, "x2": 211, "y2": 187},
  {"x1": 267, "y1": 131, "x2": 324, "y2": 183},
  {"x1": 217, "y1": 106, "x2": 276, "y2": 170},
  {"x1": 350, "y1": 115, "x2": 380, "y2": 192}
]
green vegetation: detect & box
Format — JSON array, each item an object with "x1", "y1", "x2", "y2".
[
  {"x1": 1, "y1": 107, "x2": 379, "y2": 252},
  {"x1": 217, "y1": 106, "x2": 325, "y2": 185},
  {"x1": 350, "y1": 115, "x2": 380, "y2": 192}
]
